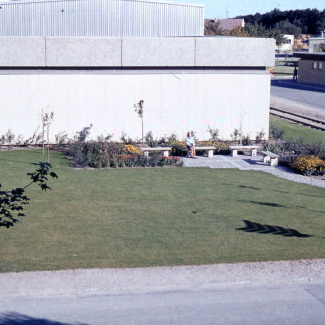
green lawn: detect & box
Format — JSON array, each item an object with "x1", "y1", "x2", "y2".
[
  {"x1": 0, "y1": 149, "x2": 324, "y2": 273},
  {"x1": 272, "y1": 59, "x2": 299, "y2": 76},
  {"x1": 270, "y1": 115, "x2": 325, "y2": 143}
]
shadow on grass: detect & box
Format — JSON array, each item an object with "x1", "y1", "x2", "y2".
[
  {"x1": 238, "y1": 185, "x2": 259, "y2": 190},
  {"x1": 236, "y1": 220, "x2": 312, "y2": 238},
  {"x1": 246, "y1": 201, "x2": 285, "y2": 208},
  {"x1": 0, "y1": 312, "x2": 84, "y2": 325}
]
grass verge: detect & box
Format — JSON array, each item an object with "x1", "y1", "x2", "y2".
[
  {"x1": 272, "y1": 59, "x2": 299, "y2": 76},
  {"x1": 270, "y1": 115, "x2": 325, "y2": 143},
  {"x1": 0, "y1": 149, "x2": 324, "y2": 272}
]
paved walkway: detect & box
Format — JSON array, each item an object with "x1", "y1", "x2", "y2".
[{"x1": 182, "y1": 154, "x2": 325, "y2": 188}]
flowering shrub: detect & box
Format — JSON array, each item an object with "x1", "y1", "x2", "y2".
[
  {"x1": 290, "y1": 155, "x2": 325, "y2": 176},
  {"x1": 124, "y1": 144, "x2": 142, "y2": 155},
  {"x1": 170, "y1": 140, "x2": 187, "y2": 156}
]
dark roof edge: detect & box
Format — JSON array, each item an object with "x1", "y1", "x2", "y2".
[{"x1": 293, "y1": 52, "x2": 325, "y2": 61}]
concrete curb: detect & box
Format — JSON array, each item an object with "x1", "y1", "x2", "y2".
[{"x1": 1, "y1": 259, "x2": 325, "y2": 298}]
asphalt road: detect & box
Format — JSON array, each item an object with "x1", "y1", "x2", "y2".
[
  {"x1": 1, "y1": 283, "x2": 325, "y2": 324},
  {"x1": 1, "y1": 260, "x2": 325, "y2": 324},
  {"x1": 271, "y1": 78, "x2": 325, "y2": 113}
]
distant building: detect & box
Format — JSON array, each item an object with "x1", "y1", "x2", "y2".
[
  {"x1": 293, "y1": 34, "x2": 325, "y2": 86},
  {"x1": 204, "y1": 19, "x2": 244, "y2": 33},
  {"x1": 276, "y1": 35, "x2": 294, "y2": 53},
  {"x1": 293, "y1": 34, "x2": 310, "y2": 51},
  {"x1": 218, "y1": 19, "x2": 245, "y2": 31},
  {"x1": 0, "y1": 0, "x2": 204, "y2": 37}
]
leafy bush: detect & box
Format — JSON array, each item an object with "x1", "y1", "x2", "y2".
[
  {"x1": 68, "y1": 129, "x2": 181, "y2": 168},
  {"x1": 263, "y1": 142, "x2": 284, "y2": 154},
  {"x1": 290, "y1": 155, "x2": 325, "y2": 176},
  {"x1": 170, "y1": 140, "x2": 187, "y2": 156}
]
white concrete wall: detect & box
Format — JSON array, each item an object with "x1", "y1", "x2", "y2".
[
  {"x1": 0, "y1": 37, "x2": 275, "y2": 68},
  {"x1": 0, "y1": 71, "x2": 270, "y2": 142}
]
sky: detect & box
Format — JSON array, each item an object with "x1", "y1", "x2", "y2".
[{"x1": 174, "y1": 0, "x2": 325, "y2": 19}]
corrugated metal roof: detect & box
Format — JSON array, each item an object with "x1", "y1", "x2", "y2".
[{"x1": 0, "y1": 0, "x2": 204, "y2": 37}]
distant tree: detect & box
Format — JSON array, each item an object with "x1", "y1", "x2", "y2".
[
  {"x1": 204, "y1": 19, "x2": 224, "y2": 35},
  {"x1": 274, "y1": 20, "x2": 302, "y2": 37},
  {"x1": 228, "y1": 23, "x2": 285, "y2": 46},
  {"x1": 0, "y1": 162, "x2": 58, "y2": 228},
  {"x1": 236, "y1": 8, "x2": 325, "y2": 35}
]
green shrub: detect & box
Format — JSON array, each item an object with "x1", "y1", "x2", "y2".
[{"x1": 269, "y1": 122, "x2": 285, "y2": 139}]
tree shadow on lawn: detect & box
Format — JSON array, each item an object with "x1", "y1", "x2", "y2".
[
  {"x1": 236, "y1": 220, "x2": 312, "y2": 238},
  {"x1": 0, "y1": 312, "x2": 82, "y2": 325},
  {"x1": 244, "y1": 200, "x2": 325, "y2": 215},
  {"x1": 238, "y1": 185, "x2": 260, "y2": 190},
  {"x1": 0, "y1": 158, "x2": 33, "y2": 165}
]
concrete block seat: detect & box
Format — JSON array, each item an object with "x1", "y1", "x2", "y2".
[
  {"x1": 188, "y1": 146, "x2": 215, "y2": 158},
  {"x1": 229, "y1": 145, "x2": 261, "y2": 157},
  {"x1": 261, "y1": 150, "x2": 279, "y2": 166},
  {"x1": 139, "y1": 147, "x2": 171, "y2": 157}
]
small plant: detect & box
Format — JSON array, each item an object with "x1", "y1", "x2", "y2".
[
  {"x1": 15, "y1": 134, "x2": 24, "y2": 146},
  {"x1": 0, "y1": 134, "x2": 6, "y2": 145},
  {"x1": 120, "y1": 132, "x2": 135, "y2": 145},
  {"x1": 269, "y1": 122, "x2": 285, "y2": 139},
  {"x1": 134, "y1": 99, "x2": 144, "y2": 146},
  {"x1": 231, "y1": 128, "x2": 242, "y2": 142},
  {"x1": 55, "y1": 131, "x2": 69, "y2": 147},
  {"x1": 6, "y1": 129, "x2": 15, "y2": 145},
  {"x1": 263, "y1": 142, "x2": 284, "y2": 154},
  {"x1": 41, "y1": 111, "x2": 54, "y2": 163},
  {"x1": 242, "y1": 135, "x2": 252, "y2": 146},
  {"x1": 255, "y1": 130, "x2": 265, "y2": 143},
  {"x1": 145, "y1": 131, "x2": 159, "y2": 148},
  {"x1": 207, "y1": 126, "x2": 219, "y2": 141}
]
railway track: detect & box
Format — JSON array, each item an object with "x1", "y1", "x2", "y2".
[{"x1": 270, "y1": 107, "x2": 325, "y2": 132}]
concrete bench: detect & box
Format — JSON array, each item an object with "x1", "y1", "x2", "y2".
[
  {"x1": 229, "y1": 145, "x2": 260, "y2": 157},
  {"x1": 261, "y1": 150, "x2": 279, "y2": 166},
  {"x1": 139, "y1": 147, "x2": 171, "y2": 157},
  {"x1": 188, "y1": 146, "x2": 215, "y2": 158}
]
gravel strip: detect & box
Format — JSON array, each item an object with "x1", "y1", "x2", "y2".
[{"x1": 1, "y1": 259, "x2": 324, "y2": 298}]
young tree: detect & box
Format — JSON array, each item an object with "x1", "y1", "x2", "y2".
[
  {"x1": 134, "y1": 100, "x2": 144, "y2": 146},
  {"x1": 41, "y1": 111, "x2": 54, "y2": 163}
]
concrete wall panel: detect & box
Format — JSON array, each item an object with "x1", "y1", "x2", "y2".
[
  {"x1": 195, "y1": 37, "x2": 275, "y2": 67},
  {"x1": 121, "y1": 38, "x2": 195, "y2": 67},
  {"x1": 0, "y1": 37, "x2": 45, "y2": 66},
  {"x1": 46, "y1": 38, "x2": 122, "y2": 67},
  {"x1": 0, "y1": 71, "x2": 270, "y2": 142},
  {"x1": 0, "y1": 37, "x2": 274, "y2": 68}
]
